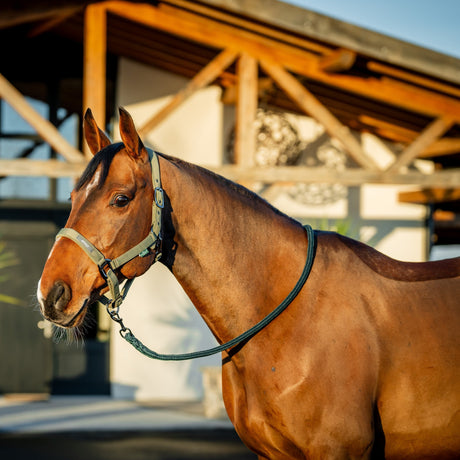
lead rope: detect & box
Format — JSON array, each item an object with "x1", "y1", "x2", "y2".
[{"x1": 114, "y1": 224, "x2": 316, "y2": 361}]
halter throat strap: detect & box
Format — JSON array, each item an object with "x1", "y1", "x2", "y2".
[{"x1": 56, "y1": 150, "x2": 164, "y2": 312}]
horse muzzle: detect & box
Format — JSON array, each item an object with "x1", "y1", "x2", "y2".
[{"x1": 37, "y1": 279, "x2": 88, "y2": 328}]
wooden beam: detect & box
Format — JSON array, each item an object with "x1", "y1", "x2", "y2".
[
  {"x1": 0, "y1": 73, "x2": 84, "y2": 163},
  {"x1": 359, "y1": 115, "x2": 416, "y2": 143},
  {"x1": 164, "y1": 0, "x2": 331, "y2": 56},
  {"x1": 234, "y1": 53, "x2": 258, "y2": 167},
  {"x1": 0, "y1": 5, "x2": 83, "y2": 29},
  {"x1": 420, "y1": 138, "x2": 460, "y2": 158},
  {"x1": 138, "y1": 48, "x2": 238, "y2": 136},
  {"x1": 319, "y1": 49, "x2": 356, "y2": 73},
  {"x1": 83, "y1": 3, "x2": 107, "y2": 158},
  {"x1": 105, "y1": 1, "x2": 318, "y2": 66},
  {"x1": 367, "y1": 61, "x2": 460, "y2": 99},
  {"x1": 399, "y1": 188, "x2": 460, "y2": 204},
  {"x1": 4, "y1": 158, "x2": 460, "y2": 188},
  {"x1": 27, "y1": 9, "x2": 79, "y2": 38},
  {"x1": 206, "y1": 165, "x2": 460, "y2": 188},
  {"x1": 387, "y1": 117, "x2": 454, "y2": 172},
  {"x1": 0, "y1": 159, "x2": 86, "y2": 178},
  {"x1": 259, "y1": 59, "x2": 380, "y2": 171},
  {"x1": 105, "y1": 1, "x2": 460, "y2": 121},
  {"x1": 433, "y1": 209, "x2": 457, "y2": 221}
]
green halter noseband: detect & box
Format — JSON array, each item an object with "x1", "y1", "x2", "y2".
[{"x1": 56, "y1": 149, "x2": 164, "y2": 317}]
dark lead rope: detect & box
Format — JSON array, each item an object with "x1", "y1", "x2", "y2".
[{"x1": 115, "y1": 224, "x2": 316, "y2": 361}]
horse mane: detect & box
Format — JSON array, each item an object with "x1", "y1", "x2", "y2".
[
  {"x1": 75, "y1": 142, "x2": 124, "y2": 191},
  {"x1": 158, "y1": 152, "x2": 290, "y2": 220}
]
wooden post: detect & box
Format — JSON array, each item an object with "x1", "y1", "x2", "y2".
[
  {"x1": 234, "y1": 53, "x2": 258, "y2": 167},
  {"x1": 83, "y1": 4, "x2": 107, "y2": 158}
]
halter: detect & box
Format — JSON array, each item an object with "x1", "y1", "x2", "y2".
[
  {"x1": 55, "y1": 149, "x2": 317, "y2": 361},
  {"x1": 56, "y1": 149, "x2": 164, "y2": 319}
]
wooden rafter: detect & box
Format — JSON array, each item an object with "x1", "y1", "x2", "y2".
[
  {"x1": 164, "y1": 0, "x2": 331, "y2": 56},
  {"x1": 387, "y1": 117, "x2": 454, "y2": 172},
  {"x1": 27, "y1": 9, "x2": 80, "y2": 38},
  {"x1": 359, "y1": 115, "x2": 418, "y2": 144},
  {"x1": 104, "y1": 1, "x2": 460, "y2": 122},
  {"x1": 319, "y1": 49, "x2": 356, "y2": 73},
  {"x1": 2, "y1": 0, "x2": 460, "y2": 192},
  {"x1": 367, "y1": 61, "x2": 460, "y2": 99},
  {"x1": 138, "y1": 48, "x2": 238, "y2": 136},
  {"x1": 259, "y1": 58, "x2": 380, "y2": 171},
  {"x1": 0, "y1": 73, "x2": 84, "y2": 164},
  {"x1": 421, "y1": 138, "x2": 460, "y2": 158},
  {"x1": 399, "y1": 188, "x2": 460, "y2": 205}
]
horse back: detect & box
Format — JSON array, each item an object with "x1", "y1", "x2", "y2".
[{"x1": 329, "y1": 231, "x2": 460, "y2": 282}]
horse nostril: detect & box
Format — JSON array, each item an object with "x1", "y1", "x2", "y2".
[{"x1": 47, "y1": 280, "x2": 72, "y2": 312}]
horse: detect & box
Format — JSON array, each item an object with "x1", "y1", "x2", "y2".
[{"x1": 37, "y1": 107, "x2": 460, "y2": 459}]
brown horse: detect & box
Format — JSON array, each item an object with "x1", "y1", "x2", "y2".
[{"x1": 38, "y1": 108, "x2": 460, "y2": 459}]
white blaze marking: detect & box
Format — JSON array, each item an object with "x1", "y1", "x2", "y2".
[{"x1": 85, "y1": 168, "x2": 102, "y2": 199}]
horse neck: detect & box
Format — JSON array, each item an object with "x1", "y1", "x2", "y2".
[{"x1": 158, "y1": 155, "x2": 308, "y2": 344}]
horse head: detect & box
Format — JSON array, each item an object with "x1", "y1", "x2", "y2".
[{"x1": 37, "y1": 108, "x2": 156, "y2": 328}]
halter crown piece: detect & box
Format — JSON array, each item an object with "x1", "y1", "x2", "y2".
[{"x1": 56, "y1": 149, "x2": 164, "y2": 321}]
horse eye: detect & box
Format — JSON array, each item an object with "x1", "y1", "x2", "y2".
[{"x1": 113, "y1": 194, "x2": 130, "y2": 208}]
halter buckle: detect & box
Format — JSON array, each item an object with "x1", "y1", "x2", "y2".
[
  {"x1": 154, "y1": 187, "x2": 164, "y2": 209},
  {"x1": 98, "y1": 258, "x2": 112, "y2": 280}
]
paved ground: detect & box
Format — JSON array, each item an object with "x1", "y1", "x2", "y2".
[
  {"x1": 0, "y1": 396, "x2": 257, "y2": 460},
  {"x1": 0, "y1": 431, "x2": 257, "y2": 460}
]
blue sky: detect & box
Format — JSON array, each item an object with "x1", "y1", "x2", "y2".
[{"x1": 284, "y1": 0, "x2": 460, "y2": 58}]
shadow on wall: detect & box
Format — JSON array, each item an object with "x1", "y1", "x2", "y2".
[{"x1": 112, "y1": 263, "x2": 222, "y2": 401}]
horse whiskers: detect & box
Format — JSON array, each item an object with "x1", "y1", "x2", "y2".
[
  {"x1": 52, "y1": 305, "x2": 98, "y2": 346},
  {"x1": 52, "y1": 324, "x2": 86, "y2": 346}
]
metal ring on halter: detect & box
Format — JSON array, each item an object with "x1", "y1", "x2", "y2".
[{"x1": 98, "y1": 259, "x2": 112, "y2": 280}]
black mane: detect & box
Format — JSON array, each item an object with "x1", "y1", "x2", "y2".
[{"x1": 75, "y1": 142, "x2": 124, "y2": 191}]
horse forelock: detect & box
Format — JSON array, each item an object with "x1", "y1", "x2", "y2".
[{"x1": 75, "y1": 142, "x2": 124, "y2": 192}]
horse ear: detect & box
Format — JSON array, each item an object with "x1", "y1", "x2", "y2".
[
  {"x1": 118, "y1": 107, "x2": 147, "y2": 161},
  {"x1": 83, "y1": 108, "x2": 112, "y2": 155}
]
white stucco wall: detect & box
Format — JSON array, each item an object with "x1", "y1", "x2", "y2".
[{"x1": 111, "y1": 58, "x2": 428, "y2": 401}]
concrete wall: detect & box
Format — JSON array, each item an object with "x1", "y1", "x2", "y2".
[{"x1": 111, "y1": 58, "x2": 428, "y2": 401}]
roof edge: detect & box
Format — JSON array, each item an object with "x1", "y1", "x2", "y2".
[{"x1": 199, "y1": 0, "x2": 460, "y2": 85}]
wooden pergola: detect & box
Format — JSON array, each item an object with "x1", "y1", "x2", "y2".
[{"x1": 1, "y1": 0, "x2": 460, "y2": 197}]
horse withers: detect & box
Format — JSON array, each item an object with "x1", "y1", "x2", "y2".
[{"x1": 37, "y1": 107, "x2": 460, "y2": 459}]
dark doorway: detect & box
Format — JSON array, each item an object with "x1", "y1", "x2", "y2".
[{"x1": 0, "y1": 202, "x2": 110, "y2": 395}]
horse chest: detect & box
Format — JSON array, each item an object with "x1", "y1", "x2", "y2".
[{"x1": 222, "y1": 358, "x2": 376, "y2": 459}]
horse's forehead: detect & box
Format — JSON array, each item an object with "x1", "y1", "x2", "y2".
[
  {"x1": 83, "y1": 167, "x2": 103, "y2": 198},
  {"x1": 87, "y1": 151, "x2": 136, "y2": 189}
]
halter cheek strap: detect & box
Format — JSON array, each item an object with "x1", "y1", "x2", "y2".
[{"x1": 55, "y1": 150, "x2": 163, "y2": 314}]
